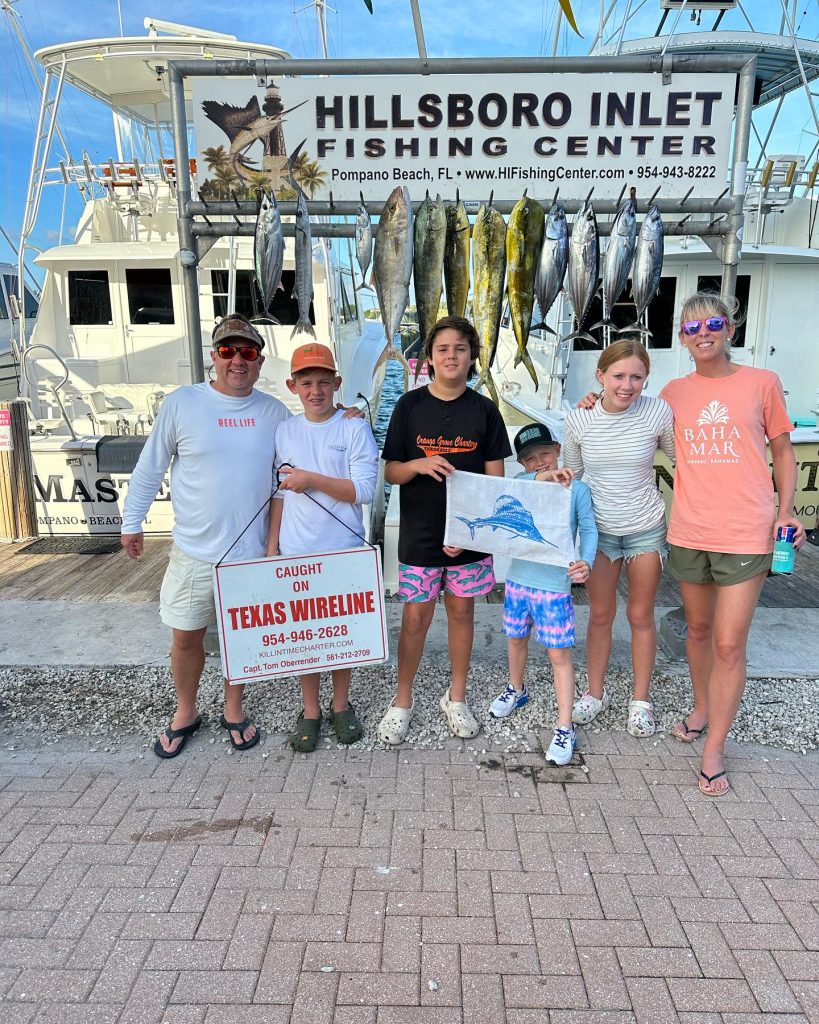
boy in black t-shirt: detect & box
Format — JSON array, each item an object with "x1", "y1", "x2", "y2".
[{"x1": 378, "y1": 316, "x2": 512, "y2": 744}]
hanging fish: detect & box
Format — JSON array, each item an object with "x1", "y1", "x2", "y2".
[
  {"x1": 565, "y1": 200, "x2": 600, "y2": 343},
  {"x1": 630, "y1": 205, "x2": 665, "y2": 334},
  {"x1": 373, "y1": 185, "x2": 413, "y2": 372},
  {"x1": 444, "y1": 197, "x2": 471, "y2": 318},
  {"x1": 507, "y1": 192, "x2": 545, "y2": 390},
  {"x1": 354, "y1": 192, "x2": 374, "y2": 291},
  {"x1": 413, "y1": 192, "x2": 447, "y2": 350},
  {"x1": 291, "y1": 189, "x2": 316, "y2": 339},
  {"x1": 471, "y1": 198, "x2": 507, "y2": 405},
  {"x1": 531, "y1": 202, "x2": 569, "y2": 334},
  {"x1": 253, "y1": 189, "x2": 284, "y2": 322},
  {"x1": 592, "y1": 196, "x2": 637, "y2": 331}
]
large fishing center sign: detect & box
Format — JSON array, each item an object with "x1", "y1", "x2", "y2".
[{"x1": 193, "y1": 72, "x2": 736, "y2": 202}]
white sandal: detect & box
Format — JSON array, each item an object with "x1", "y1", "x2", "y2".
[
  {"x1": 627, "y1": 699, "x2": 655, "y2": 737},
  {"x1": 439, "y1": 688, "x2": 480, "y2": 739},
  {"x1": 377, "y1": 698, "x2": 414, "y2": 745}
]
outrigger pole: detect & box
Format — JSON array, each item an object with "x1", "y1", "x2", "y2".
[{"x1": 167, "y1": 51, "x2": 758, "y2": 383}]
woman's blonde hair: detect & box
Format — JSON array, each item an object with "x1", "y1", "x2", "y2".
[
  {"x1": 596, "y1": 336, "x2": 650, "y2": 375},
  {"x1": 679, "y1": 291, "x2": 741, "y2": 327}
]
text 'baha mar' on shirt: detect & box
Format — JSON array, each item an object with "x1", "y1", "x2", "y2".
[
  {"x1": 122, "y1": 382, "x2": 290, "y2": 563},
  {"x1": 506, "y1": 475, "x2": 598, "y2": 595},
  {"x1": 274, "y1": 409, "x2": 380, "y2": 556},
  {"x1": 660, "y1": 366, "x2": 793, "y2": 555},
  {"x1": 561, "y1": 394, "x2": 675, "y2": 536},
  {"x1": 382, "y1": 385, "x2": 512, "y2": 568}
]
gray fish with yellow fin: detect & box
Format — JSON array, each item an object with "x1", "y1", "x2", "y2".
[{"x1": 373, "y1": 186, "x2": 413, "y2": 373}]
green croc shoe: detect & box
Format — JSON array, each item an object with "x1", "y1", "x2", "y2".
[
  {"x1": 290, "y1": 710, "x2": 321, "y2": 752},
  {"x1": 332, "y1": 703, "x2": 363, "y2": 745}
]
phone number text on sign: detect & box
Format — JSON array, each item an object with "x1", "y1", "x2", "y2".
[{"x1": 213, "y1": 547, "x2": 388, "y2": 684}]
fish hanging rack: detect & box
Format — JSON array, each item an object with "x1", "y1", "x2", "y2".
[{"x1": 188, "y1": 195, "x2": 733, "y2": 243}]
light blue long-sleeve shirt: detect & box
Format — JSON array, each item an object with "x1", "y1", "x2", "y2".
[{"x1": 506, "y1": 476, "x2": 598, "y2": 595}]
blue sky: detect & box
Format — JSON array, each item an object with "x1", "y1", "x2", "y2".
[{"x1": 2, "y1": 0, "x2": 819, "y2": 271}]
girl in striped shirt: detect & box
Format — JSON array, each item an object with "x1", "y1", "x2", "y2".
[{"x1": 562, "y1": 339, "x2": 675, "y2": 737}]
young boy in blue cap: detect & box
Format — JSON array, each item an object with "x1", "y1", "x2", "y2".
[{"x1": 489, "y1": 423, "x2": 597, "y2": 765}]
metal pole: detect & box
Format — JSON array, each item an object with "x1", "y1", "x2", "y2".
[
  {"x1": 184, "y1": 52, "x2": 748, "y2": 78},
  {"x1": 168, "y1": 64, "x2": 205, "y2": 383},
  {"x1": 721, "y1": 57, "x2": 756, "y2": 302},
  {"x1": 408, "y1": 0, "x2": 428, "y2": 62},
  {"x1": 551, "y1": 9, "x2": 564, "y2": 58}
]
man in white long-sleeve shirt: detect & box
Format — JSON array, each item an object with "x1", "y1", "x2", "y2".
[{"x1": 122, "y1": 315, "x2": 290, "y2": 758}]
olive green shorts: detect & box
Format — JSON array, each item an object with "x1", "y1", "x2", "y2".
[{"x1": 668, "y1": 545, "x2": 771, "y2": 587}]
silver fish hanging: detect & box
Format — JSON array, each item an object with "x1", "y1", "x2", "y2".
[
  {"x1": 253, "y1": 190, "x2": 284, "y2": 321},
  {"x1": 592, "y1": 197, "x2": 637, "y2": 331},
  {"x1": 291, "y1": 189, "x2": 316, "y2": 339},
  {"x1": 355, "y1": 192, "x2": 374, "y2": 291},
  {"x1": 630, "y1": 205, "x2": 665, "y2": 334},
  {"x1": 531, "y1": 202, "x2": 569, "y2": 334},
  {"x1": 564, "y1": 200, "x2": 600, "y2": 344}
]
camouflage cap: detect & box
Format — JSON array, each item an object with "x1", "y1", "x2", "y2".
[{"x1": 212, "y1": 314, "x2": 265, "y2": 350}]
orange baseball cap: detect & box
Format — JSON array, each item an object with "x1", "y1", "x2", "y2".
[{"x1": 290, "y1": 342, "x2": 337, "y2": 374}]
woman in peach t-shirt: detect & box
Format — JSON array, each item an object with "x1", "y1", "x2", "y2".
[{"x1": 659, "y1": 292, "x2": 805, "y2": 797}]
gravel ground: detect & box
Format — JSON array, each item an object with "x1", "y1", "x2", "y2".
[{"x1": 0, "y1": 659, "x2": 816, "y2": 754}]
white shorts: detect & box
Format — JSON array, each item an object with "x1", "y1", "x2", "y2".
[{"x1": 159, "y1": 544, "x2": 216, "y2": 631}]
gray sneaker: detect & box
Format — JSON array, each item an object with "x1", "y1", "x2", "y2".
[{"x1": 546, "y1": 725, "x2": 576, "y2": 766}]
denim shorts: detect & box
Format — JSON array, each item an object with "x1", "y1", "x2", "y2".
[{"x1": 596, "y1": 519, "x2": 668, "y2": 563}]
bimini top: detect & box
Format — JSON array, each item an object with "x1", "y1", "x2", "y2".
[
  {"x1": 597, "y1": 31, "x2": 819, "y2": 106},
  {"x1": 34, "y1": 25, "x2": 289, "y2": 127}
]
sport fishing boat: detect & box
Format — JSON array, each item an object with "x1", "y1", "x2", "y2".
[
  {"x1": 490, "y1": 9, "x2": 819, "y2": 535},
  {"x1": 8, "y1": 15, "x2": 386, "y2": 537}
]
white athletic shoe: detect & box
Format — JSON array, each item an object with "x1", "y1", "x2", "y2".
[{"x1": 546, "y1": 725, "x2": 577, "y2": 766}]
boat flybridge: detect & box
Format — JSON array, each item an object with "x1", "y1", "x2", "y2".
[
  {"x1": 15, "y1": 17, "x2": 385, "y2": 431},
  {"x1": 9, "y1": 16, "x2": 386, "y2": 537}
]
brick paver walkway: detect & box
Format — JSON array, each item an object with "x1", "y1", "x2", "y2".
[{"x1": 0, "y1": 730, "x2": 817, "y2": 1023}]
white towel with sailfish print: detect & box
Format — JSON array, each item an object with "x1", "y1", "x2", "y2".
[{"x1": 444, "y1": 470, "x2": 575, "y2": 566}]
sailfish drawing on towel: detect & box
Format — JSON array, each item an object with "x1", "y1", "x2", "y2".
[{"x1": 456, "y1": 495, "x2": 557, "y2": 548}]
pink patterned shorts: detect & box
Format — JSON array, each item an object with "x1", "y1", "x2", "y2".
[{"x1": 397, "y1": 556, "x2": 495, "y2": 603}]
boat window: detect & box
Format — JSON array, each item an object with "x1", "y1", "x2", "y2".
[
  {"x1": 211, "y1": 270, "x2": 262, "y2": 321},
  {"x1": 210, "y1": 270, "x2": 314, "y2": 328},
  {"x1": 264, "y1": 271, "x2": 314, "y2": 328},
  {"x1": 0, "y1": 282, "x2": 7, "y2": 320},
  {"x1": 696, "y1": 275, "x2": 750, "y2": 348},
  {"x1": 126, "y1": 268, "x2": 175, "y2": 325},
  {"x1": 572, "y1": 278, "x2": 677, "y2": 351},
  {"x1": 68, "y1": 270, "x2": 113, "y2": 325}
]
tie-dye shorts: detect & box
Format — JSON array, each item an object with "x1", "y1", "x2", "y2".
[
  {"x1": 397, "y1": 556, "x2": 495, "y2": 602},
  {"x1": 503, "y1": 580, "x2": 576, "y2": 648}
]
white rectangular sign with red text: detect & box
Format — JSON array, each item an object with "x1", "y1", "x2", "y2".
[{"x1": 213, "y1": 547, "x2": 388, "y2": 684}]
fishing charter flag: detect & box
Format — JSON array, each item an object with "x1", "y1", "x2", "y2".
[{"x1": 444, "y1": 470, "x2": 575, "y2": 567}]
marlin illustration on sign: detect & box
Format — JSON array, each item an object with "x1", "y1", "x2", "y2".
[{"x1": 456, "y1": 495, "x2": 557, "y2": 548}]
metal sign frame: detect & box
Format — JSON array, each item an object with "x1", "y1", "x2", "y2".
[{"x1": 167, "y1": 52, "x2": 757, "y2": 382}]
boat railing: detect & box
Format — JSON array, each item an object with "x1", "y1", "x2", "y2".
[{"x1": 38, "y1": 155, "x2": 196, "y2": 207}]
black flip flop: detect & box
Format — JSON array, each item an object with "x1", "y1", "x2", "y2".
[
  {"x1": 672, "y1": 717, "x2": 707, "y2": 743},
  {"x1": 153, "y1": 715, "x2": 202, "y2": 759},
  {"x1": 698, "y1": 769, "x2": 730, "y2": 797},
  {"x1": 220, "y1": 714, "x2": 260, "y2": 751}
]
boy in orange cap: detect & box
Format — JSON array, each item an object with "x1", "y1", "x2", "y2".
[{"x1": 267, "y1": 341, "x2": 379, "y2": 751}]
